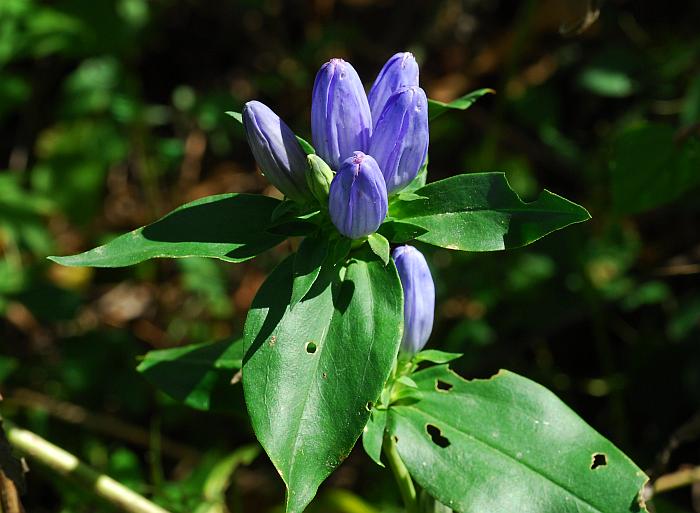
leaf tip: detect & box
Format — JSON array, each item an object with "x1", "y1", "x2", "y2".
[
  {"x1": 225, "y1": 111, "x2": 243, "y2": 124},
  {"x1": 47, "y1": 254, "x2": 78, "y2": 267}
]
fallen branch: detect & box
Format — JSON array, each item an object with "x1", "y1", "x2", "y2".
[{"x1": 6, "y1": 425, "x2": 172, "y2": 513}]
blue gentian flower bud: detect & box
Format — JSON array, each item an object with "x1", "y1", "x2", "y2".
[
  {"x1": 392, "y1": 245, "x2": 435, "y2": 354},
  {"x1": 369, "y1": 86, "x2": 429, "y2": 193},
  {"x1": 328, "y1": 152, "x2": 388, "y2": 239},
  {"x1": 368, "y1": 52, "x2": 420, "y2": 126},
  {"x1": 242, "y1": 101, "x2": 311, "y2": 202},
  {"x1": 311, "y1": 59, "x2": 372, "y2": 170}
]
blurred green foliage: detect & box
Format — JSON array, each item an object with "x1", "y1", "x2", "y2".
[{"x1": 1, "y1": 1, "x2": 699, "y2": 512}]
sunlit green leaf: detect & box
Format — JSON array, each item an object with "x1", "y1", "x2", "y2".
[
  {"x1": 390, "y1": 173, "x2": 590, "y2": 251},
  {"x1": 49, "y1": 194, "x2": 285, "y2": 267},
  {"x1": 362, "y1": 408, "x2": 387, "y2": 468},
  {"x1": 428, "y1": 89, "x2": 495, "y2": 121},
  {"x1": 367, "y1": 233, "x2": 390, "y2": 265},
  {"x1": 243, "y1": 251, "x2": 403, "y2": 513},
  {"x1": 388, "y1": 366, "x2": 649, "y2": 513},
  {"x1": 137, "y1": 339, "x2": 243, "y2": 411}
]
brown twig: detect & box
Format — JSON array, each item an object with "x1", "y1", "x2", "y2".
[{"x1": 0, "y1": 413, "x2": 25, "y2": 513}]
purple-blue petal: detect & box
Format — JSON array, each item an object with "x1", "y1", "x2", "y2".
[
  {"x1": 392, "y1": 245, "x2": 435, "y2": 354},
  {"x1": 311, "y1": 59, "x2": 372, "y2": 170},
  {"x1": 368, "y1": 52, "x2": 420, "y2": 126},
  {"x1": 328, "y1": 152, "x2": 388, "y2": 239},
  {"x1": 369, "y1": 86, "x2": 429, "y2": 193},
  {"x1": 242, "y1": 101, "x2": 311, "y2": 201}
]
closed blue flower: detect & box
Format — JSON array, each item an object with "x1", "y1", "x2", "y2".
[
  {"x1": 242, "y1": 101, "x2": 311, "y2": 202},
  {"x1": 368, "y1": 52, "x2": 419, "y2": 126},
  {"x1": 311, "y1": 59, "x2": 372, "y2": 170},
  {"x1": 369, "y1": 86, "x2": 429, "y2": 193},
  {"x1": 328, "y1": 152, "x2": 388, "y2": 239},
  {"x1": 392, "y1": 245, "x2": 435, "y2": 354}
]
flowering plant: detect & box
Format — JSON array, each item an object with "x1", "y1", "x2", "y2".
[{"x1": 51, "y1": 53, "x2": 648, "y2": 513}]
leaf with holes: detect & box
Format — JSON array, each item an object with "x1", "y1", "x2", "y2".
[
  {"x1": 137, "y1": 339, "x2": 243, "y2": 411},
  {"x1": 49, "y1": 194, "x2": 285, "y2": 267},
  {"x1": 242, "y1": 250, "x2": 404, "y2": 513},
  {"x1": 389, "y1": 173, "x2": 591, "y2": 251},
  {"x1": 387, "y1": 365, "x2": 648, "y2": 513}
]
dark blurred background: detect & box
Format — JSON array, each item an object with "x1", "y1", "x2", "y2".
[{"x1": 1, "y1": 0, "x2": 699, "y2": 512}]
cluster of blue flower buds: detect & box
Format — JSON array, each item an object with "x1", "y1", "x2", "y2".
[
  {"x1": 242, "y1": 53, "x2": 433, "y2": 353},
  {"x1": 242, "y1": 52, "x2": 428, "y2": 239}
]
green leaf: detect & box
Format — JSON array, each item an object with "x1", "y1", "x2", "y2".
[
  {"x1": 396, "y1": 192, "x2": 428, "y2": 202},
  {"x1": 428, "y1": 89, "x2": 495, "y2": 121},
  {"x1": 137, "y1": 339, "x2": 243, "y2": 411},
  {"x1": 271, "y1": 199, "x2": 301, "y2": 222},
  {"x1": 49, "y1": 194, "x2": 285, "y2": 267},
  {"x1": 396, "y1": 376, "x2": 418, "y2": 388},
  {"x1": 296, "y1": 136, "x2": 316, "y2": 155},
  {"x1": 362, "y1": 408, "x2": 387, "y2": 468},
  {"x1": 291, "y1": 235, "x2": 352, "y2": 308},
  {"x1": 388, "y1": 366, "x2": 649, "y2": 513},
  {"x1": 225, "y1": 110, "x2": 243, "y2": 124},
  {"x1": 243, "y1": 251, "x2": 404, "y2": 513},
  {"x1": 418, "y1": 490, "x2": 454, "y2": 513},
  {"x1": 291, "y1": 234, "x2": 329, "y2": 308},
  {"x1": 367, "y1": 233, "x2": 390, "y2": 265},
  {"x1": 202, "y1": 444, "x2": 260, "y2": 500},
  {"x1": 378, "y1": 220, "x2": 428, "y2": 244},
  {"x1": 401, "y1": 158, "x2": 429, "y2": 194},
  {"x1": 611, "y1": 124, "x2": 700, "y2": 214},
  {"x1": 578, "y1": 68, "x2": 635, "y2": 98},
  {"x1": 412, "y1": 349, "x2": 463, "y2": 364},
  {"x1": 390, "y1": 173, "x2": 591, "y2": 251}
]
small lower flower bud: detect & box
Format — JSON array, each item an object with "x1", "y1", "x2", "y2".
[
  {"x1": 392, "y1": 245, "x2": 435, "y2": 354},
  {"x1": 328, "y1": 151, "x2": 388, "y2": 239}
]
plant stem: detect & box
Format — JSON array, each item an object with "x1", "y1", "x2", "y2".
[
  {"x1": 653, "y1": 466, "x2": 700, "y2": 494},
  {"x1": 6, "y1": 425, "x2": 172, "y2": 513},
  {"x1": 383, "y1": 435, "x2": 419, "y2": 513}
]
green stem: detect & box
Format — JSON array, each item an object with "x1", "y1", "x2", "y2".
[
  {"x1": 7, "y1": 424, "x2": 172, "y2": 513},
  {"x1": 383, "y1": 435, "x2": 419, "y2": 513}
]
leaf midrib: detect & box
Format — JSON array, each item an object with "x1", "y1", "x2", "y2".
[{"x1": 400, "y1": 205, "x2": 583, "y2": 218}]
